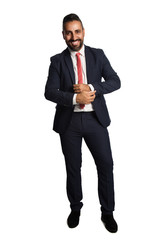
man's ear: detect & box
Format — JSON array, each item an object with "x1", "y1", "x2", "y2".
[
  {"x1": 83, "y1": 28, "x2": 85, "y2": 37},
  {"x1": 62, "y1": 31, "x2": 65, "y2": 39}
]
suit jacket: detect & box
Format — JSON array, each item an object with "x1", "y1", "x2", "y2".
[{"x1": 45, "y1": 45, "x2": 121, "y2": 134}]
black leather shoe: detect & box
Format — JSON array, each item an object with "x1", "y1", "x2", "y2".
[
  {"x1": 101, "y1": 214, "x2": 118, "y2": 233},
  {"x1": 67, "y1": 210, "x2": 80, "y2": 228}
]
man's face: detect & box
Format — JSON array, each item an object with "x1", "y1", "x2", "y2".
[{"x1": 63, "y1": 20, "x2": 85, "y2": 51}]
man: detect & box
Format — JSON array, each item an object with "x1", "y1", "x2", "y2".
[{"x1": 45, "y1": 13, "x2": 121, "y2": 233}]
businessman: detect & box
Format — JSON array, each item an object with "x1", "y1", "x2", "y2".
[{"x1": 45, "y1": 13, "x2": 121, "y2": 233}]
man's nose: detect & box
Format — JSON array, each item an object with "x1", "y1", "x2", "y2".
[{"x1": 71, "y1": 33, "x2": 77, "y2": 40}]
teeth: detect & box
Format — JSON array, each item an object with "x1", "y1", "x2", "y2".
[{"x1": 72, "y1": 41, "x2": 78, "y2": 46}]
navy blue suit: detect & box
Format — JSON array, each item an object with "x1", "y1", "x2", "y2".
[{"x1": 45, "y1": 45, "x2": 121, "y2": 214}]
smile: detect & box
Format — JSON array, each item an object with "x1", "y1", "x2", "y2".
[{"x1": 70, "y1": 40, "x2": 80, "y2": 46}]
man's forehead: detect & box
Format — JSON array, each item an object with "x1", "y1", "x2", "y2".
[{"x1": 64, "y1": 21, "x2": 83, "y2": 30}]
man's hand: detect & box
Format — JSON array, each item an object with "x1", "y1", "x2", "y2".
[
  {"x1": 73, "y1": 84, "x2": 90, "y2": 93},
  {"x1": 76, "y1": 91, "x2": 96, "y2": 105}
]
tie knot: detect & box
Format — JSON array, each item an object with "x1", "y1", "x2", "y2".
[{"x1": 76, "y1": 52, "x2": 81, "y2": 57}]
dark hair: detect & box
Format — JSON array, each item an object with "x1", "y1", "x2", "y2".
[{"x1": 63, "y1": 13, "x2": 84, "y2": 30}]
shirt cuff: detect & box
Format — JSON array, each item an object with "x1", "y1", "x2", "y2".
[
  {"x1": 88, "y1": 84, "x2": 94, "y2": 91},
  {"x1": 73, "y1": 94, "x2": 77, "y2": 105}
]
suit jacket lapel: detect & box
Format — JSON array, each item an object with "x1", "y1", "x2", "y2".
[
  {"x1": 64, "y1": 48, "x2": 75, "y2": 84},
  {"x1": 85, "y1": 46, "x2": 93, "y2": 84}
]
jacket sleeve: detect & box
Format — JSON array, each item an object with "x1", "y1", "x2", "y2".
[
  {"x1": 92, "y1": 50, "x2": 121, "y2": 96},
  {"x1": 44, "y1": 57, "x2": 74, "y2": 107}
]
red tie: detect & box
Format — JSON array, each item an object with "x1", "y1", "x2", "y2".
[{"x1": 76, "y1": 52, "x2": 85, "y2": 109}]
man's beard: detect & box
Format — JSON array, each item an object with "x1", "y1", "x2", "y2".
[{"x1": 67, "y1": 39, "x2": 83, "y2": 51}]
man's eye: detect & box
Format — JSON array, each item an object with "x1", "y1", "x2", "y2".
[{"x1": 66, "y1": 32, "x2": 71, "y2": 35}]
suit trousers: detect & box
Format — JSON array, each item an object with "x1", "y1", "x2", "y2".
[{"x1": 60, "y1": 111, "x2": 115, "y2": 215}]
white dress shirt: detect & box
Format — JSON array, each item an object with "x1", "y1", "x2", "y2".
[{"x1": 69, "y1": 45, "x2": 94, "y2": 112}]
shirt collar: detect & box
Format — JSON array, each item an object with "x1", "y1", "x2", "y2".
[{"x1": 68, "y1": 44, "x2": 85, "y2": 57}]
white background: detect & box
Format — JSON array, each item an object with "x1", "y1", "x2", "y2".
[{"x1": 0, "y1": 0, "x2": 160, "y2": 239}]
